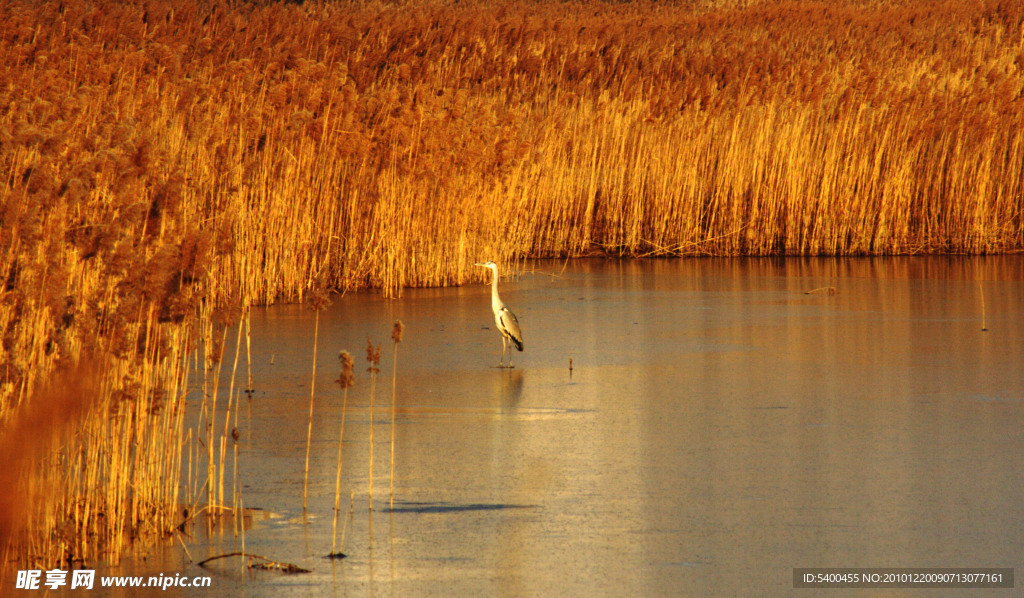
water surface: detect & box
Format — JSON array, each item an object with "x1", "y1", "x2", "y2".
[{"x1": 108, "y1": 257, "x2": 1024, "y2": 596}]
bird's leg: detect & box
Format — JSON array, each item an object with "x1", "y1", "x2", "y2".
[{"x1": 499, "y1": 336, "x2": 507, "y2": 368}]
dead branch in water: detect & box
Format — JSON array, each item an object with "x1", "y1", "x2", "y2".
[{"x1": 198, "y1": 552, "x2": 311, "y2": 574}]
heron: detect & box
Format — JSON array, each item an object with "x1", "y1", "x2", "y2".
[{"x1": 475, "y1": 261, "x2": 523, "y2": 368}]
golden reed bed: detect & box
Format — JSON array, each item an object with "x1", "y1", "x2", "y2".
[{"x1": 1, "y1": 0, "x2": 1022, "y2": 569}]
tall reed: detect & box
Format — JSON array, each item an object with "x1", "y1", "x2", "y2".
[
  {"x1": 303, "y1": 291, "x2": 330, "y2": 512},
  {"x1": 331, "y1": 351, "x2": 354, "y2": 557},
  {"x1": 389, "y1": 321, "x2": 404, "y2": 511},
  {"x1": 365, "y1": 338, "x2": 382, "y2": 511}
]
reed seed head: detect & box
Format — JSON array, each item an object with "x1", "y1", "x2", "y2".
[
  {"x1": 366, "y1": 336, "x2": 382, "y2": 373},
  {"x1": 336, "y1": 350, "x2": 355, "y2": 389},
  {"x1": 309, "y1": 288, "x2": 331, "y2": 312},
  {"x1": 391, "y1": 320, "x2": 404, "y2": 343}
]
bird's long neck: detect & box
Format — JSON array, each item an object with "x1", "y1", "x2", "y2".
[{"x1": 489, "y1": 269, "x2": 503, "y2": 310}]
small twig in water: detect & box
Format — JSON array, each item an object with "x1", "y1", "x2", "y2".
[
  {"x1": 175, "y1": 530, "x2": 193, "y2": 563},
  {"x1": 804, "y1": 287, "x2": 838, "y2": 296},
  {"x1": 978, "y1": 279, "x2": 988, "y2": 331}
]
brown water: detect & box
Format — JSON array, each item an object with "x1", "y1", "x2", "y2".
[{"x1": 102, "y1": 257, "x2": 1024, "y2": 596}]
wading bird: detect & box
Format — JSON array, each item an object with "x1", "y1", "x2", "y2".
[{"x1": 475, "y1": 261, "x2": 524, "y2": 368}]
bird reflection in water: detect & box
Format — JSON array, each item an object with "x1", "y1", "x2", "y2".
[{"x1": 499, "y1": 369, "x2": 524, "y2": 412}]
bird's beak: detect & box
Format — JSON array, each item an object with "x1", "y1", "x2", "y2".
[{"x1": 474, "y1": 262, "x2": 485, "y2": 267}]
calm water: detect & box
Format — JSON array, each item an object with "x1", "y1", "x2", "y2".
[{"x1": 104, "y1": 257, "x2": 1024, "y2": 596}]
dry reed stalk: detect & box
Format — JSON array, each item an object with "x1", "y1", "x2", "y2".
[
  {"x1": 245, "y1": 308, "x2": 253, "y2": 392},
  {"x1": 221, "y1": 315, "x2": 244, "y2": 523},
  {"x1": 341, "y1": 490, "x2": 355, "y2": 556},
  {"x1": 231, "y1": 430, "x2": 239, "y2": 538},
  {"x1": 331, "y1": 351, "x2": 354, "y2": 556},
  {"x1": 239, "y1": 496, "x2": 246, "y2": 573},
  {"x1": 389, "y1": 321, "x2": 403, "y2": 511},
  {"x1": 303, "y1": 292, "x2": 330, "y2": 511},
  {"x1": 303, "y1": 310, "x2": 318, "y2": 512},
  {"x1": 365, "y1": 337, "x2": 382, "y2": 510}
]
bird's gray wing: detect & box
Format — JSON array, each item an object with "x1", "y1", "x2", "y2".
[{"x1": 498, "y1": 308, "x2": 524, "y2": 351}]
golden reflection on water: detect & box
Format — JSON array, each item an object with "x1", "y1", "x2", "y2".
[{"x1": 153, "y1": 256, "x2": 1024, "y2": 596}]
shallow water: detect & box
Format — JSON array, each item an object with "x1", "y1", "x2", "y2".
[{"x1": 102, "y1": 257, "x2": 1024, "y2": 596}]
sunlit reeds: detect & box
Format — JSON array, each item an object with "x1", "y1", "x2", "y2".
[
  {"x1": 2, "y1": 0, "x2": 1023, "y2": 569},
  {"x1": 8, "y1": 0, "x2": 1015, "y2": 302}
]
